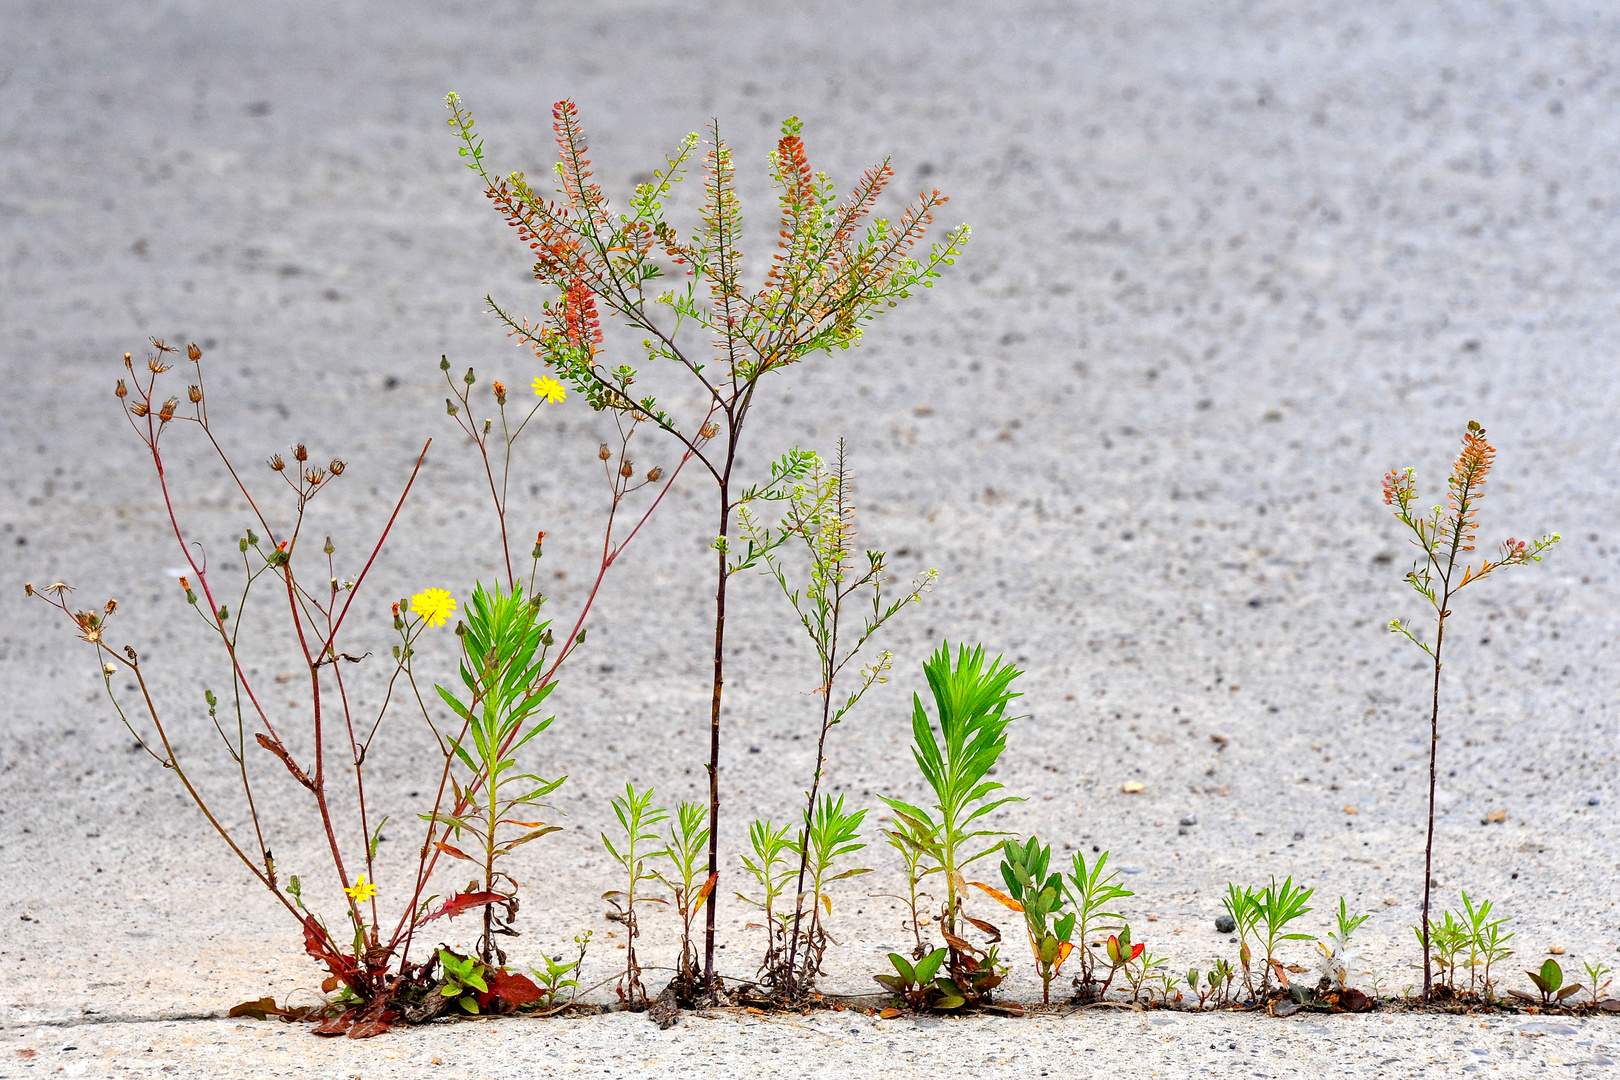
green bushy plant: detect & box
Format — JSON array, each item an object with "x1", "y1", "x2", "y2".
[
  {"x1": 882, "y1": 643, "x2": 1024, "y2": 1001},
  {"x1": 989, "y1": 836, "x2": 1074, "y2": 1004}
]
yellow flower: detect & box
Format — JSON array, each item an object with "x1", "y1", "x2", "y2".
[
  {"x1": 410, "y1": 588, "x2": 456, "y2": 629},
  {"x1": 344, "y1": 873, "x2": 378, "y2": 902},
  {"x1": 532, "y1": 376, "x2": 567, "y2": 403}
]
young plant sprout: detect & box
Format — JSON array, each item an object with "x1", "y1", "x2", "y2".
[
  {"x1": 882, "y1": 643, "x2": 1024, "y2": 1005},
  {"x1": 1065, "y1": 848, "x2": 1134, "y2": 988},
  {"x1": 1383, "y1": 420, "x2": 1559, "y2": 1000},
  {"x1": 600, "y1": 785, "x2": 669, "y2": 1007},
  {"x1": 654, "y1": 802, "x2": 715, "y2": 995},
  {"x1": 735, "y1": 441, "x2": 932, "y2": 998},
  {"x1": 981, "y1": 836, "x2": 1075, "y2": 1005}
]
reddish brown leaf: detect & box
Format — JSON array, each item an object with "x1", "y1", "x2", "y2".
[
  {"x1": 346, "y1": 1017, "x2": 391, "y2": 1039},
  {"x1": 229, "y1": 997, "x2": 294, "y2": 1021},
  {"x1": 878, "y1": 1007, "x2": 902, "y2": 1019},
  {"x1": 433, "y1": 840, "x2": 476, "y2": 862},
  {"x1": 940, "y1": 929, "x2": 983, "y2": 958},
  {"x1": 421, "y1": 891, "x2": 507, "y2": 924},
  {"x1": 311, "y1": 1013, "x2": 352, "y2": 1036},
  {"x1": 962, "y1": 916, "x2": 1002, "y2": 943},
  {"x1": 320, "y1": 976, "x2": 341, "y2": 994},
  {"x1": 486, "y1": 969, "x2": 545, "y2": 1008},
  {"x1": 968, "y1": 882, "x2": 1022, "y2": 912}
]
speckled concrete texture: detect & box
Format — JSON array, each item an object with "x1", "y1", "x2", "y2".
[{"x1": 2, "y1": 0, "x2": 1618, "y2": 1075}]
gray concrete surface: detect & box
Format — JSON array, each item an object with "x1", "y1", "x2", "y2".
[{"x1": 3, "y1": 0, "x2": 1619, "y2": 1074}]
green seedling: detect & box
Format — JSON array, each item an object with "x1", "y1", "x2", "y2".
[
  {"x1": 984, "y1": 836, "x2": 1075, "y2": 1004},
  {"x1": 1382, "y1": 421, "x2": 1558, "y2": 1000},
  {"x1": 1222, "y1": 884, "x2": 1261, "y2": 999},
  {"x1": 600, "y1": 784, "x2": 668, "y2": 1007},
  {"x1": 1064, "y1": 848, "x2": 1133, "y2": 986},
  {"x1": 437, "y1": 949, "x2": 488, "y2": 1014},
  {"x1": 1124, "y1": 946, "x2": 1167, "y2": 1003},
  {"x1": 876, "y1": 812, "x2": 938, "y2": 957},
  {"x1": 787, "y1": 794, "x2": 871, "y2": 987},
  {"x1": 874, "y1": 947, "x2": 964, "y2": 1012},
  {"x1": 654, "y1": 801, "x2": 714, "y2": 992},
  {"x1": 738, "y1": 819, "x2": 796, "y2": 987},
  {"x1": 1525, "y1": 958, "x2": 1582, "y2": 1007},
  {"x1": 1459, "y1": 892, "x2": 1512, "y2": 998},
  {"x1": 882, "y1": 643, "x2": 1024, "y2": 997},
  {"x1": 1254, "y1": 877, "x2": 1314, "y2": 995},
  {"x1": 1583, "y1": 961, "x2": 1614, "y2": 1007},
  {"x1": 1413, "y1": 912, "x2": 1468, "y2": 993},
  {"x1": 528, "y1": 931, "x2": 591, "y2": 1010}
]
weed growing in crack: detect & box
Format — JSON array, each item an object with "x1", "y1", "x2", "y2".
[
  {"x1": 1383, "y1": 419, "x2": 1558, "y2": 1000},
  {"x1": 449, "y1": 92, "x2": 967, "y2": 997},
  {"x1": 601, "y1": 785, "x2": 669, "y2": 1008},
  {"x1": 735, "y1": 440, "x2": 933, "y2": 997},
  {"x1": 882, "y1": 643, "x2": 1024, "y2": 1005}
]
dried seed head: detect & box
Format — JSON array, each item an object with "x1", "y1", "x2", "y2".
[
  {"x1": 130, "y1": 401, "x2": 149, "y2": 417},
  {"x1": 646, "y1": 466, "x2": 663, "y2": 482},
  {"x1": 148, "y1": 358, "x2": 172, "y2": 373},
  {"x1": 188, "y1": 384, "x2": 202, "y2": 403},
  {"x1": 157, "y1": 397, "x2": 178, "y2": 423},
  {"x1": 269, "y1": 454, "x2": 286, "y2": 471},
  {"x1": 23, "y1": 582, "x2": 32, "y2": 596},
  {"x1": 123, "y1": 352, "x2": 133, "y2": 370},
  {"x1": 150, "y1": 338, "x2": 175, "y2": 353},
  {"x1": 293, "y1": 443, "x2": 308, "y2": 462},
  {"x1": 104, "y1": 599, "x2": 117, "y2": 615},
  {"x1": 620, "y1": 459, "x2": 635, "y2": 479},
  {"x1": 187, "y1": 343, "x2": 202, "y2": 361},
  {"x1": 329, "y1": 459, "x2": 345, "y2": 476},
  {"x1": 115, "y1": 379, "x2": 128, "y2": 399},
  {"x1": 46, "y1": 582, "x2": 74, "y2": 595},
  {"x1": 699, "y1": 421, "x2": 720, "y2": 439},
  {"x1": 304, "y1": 467, "x2": 326, "y2": 485},
  {"x1": 598, "y1": 443, "x2": 612, "y2": 460}
]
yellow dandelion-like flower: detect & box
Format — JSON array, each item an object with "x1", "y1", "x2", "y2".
[
  {"x1": 532, "y1": 376, "x2": 567, "y2": 403},
  {"x1": 410, "y1": 588, "x2": 457, "y2": 629},
  {"x1": 344, "y1": 873, "x2": 378, "y2": 902}
]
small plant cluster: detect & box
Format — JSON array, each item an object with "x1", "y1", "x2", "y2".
[{"x1": 24, "y1": 90, "x2": 1607, "y2": 1038}]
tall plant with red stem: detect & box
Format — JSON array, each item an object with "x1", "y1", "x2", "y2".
[
  {"x1": 1383, "y1": 419, "x2": 1558, "y2": 1001},
  {"x1": 448, "y1": 93, "x2": 968, "y2": 997},
  {"x1": 27, "y1": 337, "x2": 686, "y2": 1032}
]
